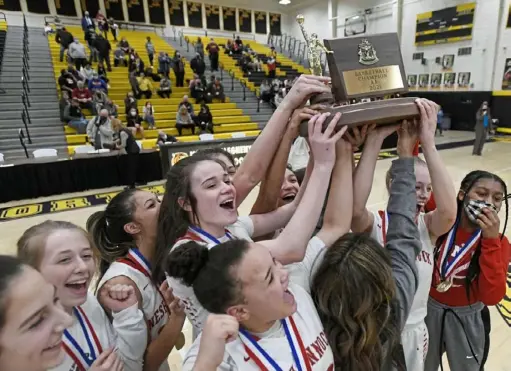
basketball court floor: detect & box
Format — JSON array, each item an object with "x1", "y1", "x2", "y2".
[{"x1": 0, "y1": 140, "x2": 510, "y2": 370}]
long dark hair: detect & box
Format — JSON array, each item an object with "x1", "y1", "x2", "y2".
[
  {"x1": 434, "y1": 170, "x2": 508, "y2": 300},
  {"x1": 197, "y1": 147, "x2": 235, "y2": 168},
  {"x1": 86, "y1": 188, "x2": 138, "y2": 284},
  {"x1": 0, "y1": 256, "x2": 25, "y2": 332}
]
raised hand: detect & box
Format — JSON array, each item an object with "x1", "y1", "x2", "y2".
[
  {"x1": 281, "y1": 75, "x2": 332, "y2": 110},
  {"x1": 90, "y1": 348, "x2": 124, "y2": 371},
  {"x1": 344, "y1": 124, "x2": 375, "y2": 151},
  {"x1": 397, "y1": 119, "x2": 420, "y2": 157},
  {"x1": 308, "y1": 112, "x2": 348, "y2": 166},
  {"x1": 416, "y1": 98, "x2": 439, "y2": 146},
  {"x1": 99, "y1": 284, "x2": 138, "y2": 313},
  {"x1": 288, "y1": 106, "x2": 320, "y2": 137}
]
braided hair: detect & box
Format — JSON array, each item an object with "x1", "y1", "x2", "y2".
[{"x1": 433, "y1": 170, "x2": 508, "y2": 300}]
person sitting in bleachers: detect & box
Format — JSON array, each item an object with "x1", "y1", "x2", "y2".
[
  {"x1": 225, "y1": 39, "x2": 234, "y2": 55},
  {"x1": 66, "y1": 63, "x2": 84, "y2": 82},
  {"x1": 68, "y1": 38, "x2": 88, "y2": 70},
  {"x1": 172, "y1": 52, "x2": 185, "y2": 87},
  {"x1": 55, "y1": 27, "x2": 73, "y2": 62},
  {"x1": 157, "y1": 76, "x2": 172, "y2": 98},
  {"x1": 178, "y1": 95, "x2": 194, "y2": 116},
  {"x1": 157, "y1": 52, "x2": 171, "y2": 77},
  {"x1": 124, "y1": 92, "x2": 137, "y2": 116},
  {"x1": 92, "y1": 89, "x2": 108, "y2": 114},
  {"x1": 104, "y1": 98, "x2": 118, "y2": 118},
  {"x1": 136, "y1": 73, "x2": 153, "y2": 99},
  {"x1": 126, "y1": 107, "x2": 145, "y2": 138},
  {"x1": 251, "y1": 53, "x2": 263, "y2": 72},
  {"x1": 58, "y1": 69, "x2": 77, "y2": 94},
  {"x1": 144, "y1": 67, "x2": 161, "y2": 82},
  {"x1": 119, "y1": 37, "x2": 130, "y2": 53},
  {"x1": 87, "y1": 109, "x2": 115, "y2": 150},
  {"x1": 175, "y1": 105, "x2": 195, "y2": 136},
  {"x1": 59, "y1": 91, "x2": 70, "y2": 122},
  {"x1": 79, "y1": 63, "x2": 96, "y2": 83},
  {"x1": 72, "y1": 81, "x2": 93, "y2": 111},
  {"x1": 196, "y1": 103, "x2": 214, "y2": 134},
  {"x1": 239, "y1": 52, "x2": 253, "y2": 74},
  {"x1": 64, "y1": 98, "x2": 88, "y2": 134},
  {"x1": 234, "y1": 36, "x2": 243, "y2": 54},
  {"x1": 259, "y1": 79, "x2": 273, "y2": 103},
  {"x1": 88, "y1": 73, "x2": 108, "y2": 93},
  {"x1": 143, "y1": 101, "x2": 156, "y2": 130},
  {"x1": 114, "y1": 46, "x2": 127, "y2": 67},
  {"x1": 190, "y1": 79, "x2": 207, "y2": 104},
  {"x1": 207, "y1": 77, "x2": 225, "y2": 103},
  {"x1": 130, "y1": 55, "x2": 145, "y2": 76},
  {"x1": 97, "y1": 61, "x2": 109, "y2": 83},
  {"x1": 190, "y1": 53, "x2": 206, "y2": 78},
  {"x1": 44, "y1": 22, "x2": 55, "y2": 35},
  {"x1": 156, "y1": 130, "x2": 178, "y2": 146},
  {"x1": 112, "y1": 119, "x2": 140, "y2": 155}
]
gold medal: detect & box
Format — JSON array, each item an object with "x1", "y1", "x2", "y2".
[{"x1": 436, "y1": 278, "x2": 453, "y2": 293}]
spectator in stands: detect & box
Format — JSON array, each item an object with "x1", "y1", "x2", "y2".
[
  {"x1": 119, "y1": 37, "x2": 130, "y2": 53},
  {"x1": 112, "y1": 119, "x2": 140, "y2": 155},
  {"x1": 129, "y1": 70, "x2": 140, "y2": 97},
  {"x1": 206, "y1": 38, "x2": 219, "y2": 71},
  {"x1": 274, "y1": 90, "x2": 284, "y2": 107},
  {"x1": 251, "y1": 53, "x2": 263, "y2": 72},
  {"x1": 64, "y1": 98, "x2": 89, "y2": 134},
  {"x1": 108, "y1": 18, "x2": 118, "y2": 41},
  {"x1": 196, "y1": 103, "x2": 213, "y2": 134},
  {"x1": 193, "y1": 37, "x2": 204, "y2": 58},
  {"x1": 225, "y1": 39, "x2": 234, "y2": 55},
  {"x1": 66, "y1": 63, "x2": 83, "y2": 81},
  {"x1": 44, "y1": 22, "x2": 55, "y2": 35},
  {"x1": 104, "y1": 98, "x2": 119, "y2": 118},
  {"x1": 267, "y1": 55, "x2": 276, "y2": 78},
  {"x1": 84, "y1": 30, "x2": 98, "y2": 63},
  {"x1": 190, "y1": 79, "x2": 206, "y2": 104},
  {"x1": 81, "y1": 11, "x2": 95, "y2": 34},
  {"x1": 58, "y1": 69, "x2": 77, "y2": 94},
  {"x1": 87, "y1": 109, "x2": 114, "y2": 150},
  {"x1": 79, "y1": 63, "x2": 95, "y2": 83},
  {"x1": 114, "y1": 47, "x2": 127, "y2": 67},
  {"x1": 92, "y1": 89, "x2": 108, "y2": 114},
  {"x1": 95, "y1": 34, "x2": 112, "y2": 71},
  {"x1": 239, "y1": 51, "x2": 252, "y2": 74},
  {"x1": 97, "y1": 17, "x2": 109, "y2": 39},
  {"x1": 136, "y1": 73, "x2": 153, "y2": 99},
  {"x1": 175, "y1": 105, "x2": 195, "y2": 136},
  {"x1": 126, "y1": 107, "x2": 145, "y2": 138},
  {"x1": 178, "y1": 95, "x2": 194, "y2": 116},
  {"x1": 157, "y1": 52, "x2": 171, "y2": 77},
  {"x1": 146, "y1": 36, "x2": 155, "y2": 67},
  {"x1": 144, "y1": 66, "x2": 161, "y2": 82},
  {"x1": 190, "y1": 52, "x2": 206, "y2": 78},
  {"x1": 130, "y1": 55, "x2": 145, "y2": 76},
  {"x1": 269, "y1": 46, "x2": 277, "y2": 59},
  {"x1": 259, "y1": 79, "x2": 273, "y2": 103},
  {"x1": 156, "y1": 130, "x2": 177, "y2": 146},
  {"x1": 158, "y1": 76, "x2": 172, "y2": 98},
  {"x1": 59, "y1": 91, "x2": 70, "y2": 122},
  {"x1": 207, "y1": 77, "x2": 225, "y2": 102},
  {"x1": 72, "y1": 81, "x2": 93, "y2": 111},
  {"x1": 68, "y1": 38, "x2": 88, "y2": 70},
  {"x1": 88, "y1": 72, "x2": 108, "y2": 93},
  {"x1": 172, "y1": 52, "x2": 185, "y2": 87},
  {"x1": 143, "y1": 101, "x2": 156, "y2": 130},
  {"x1": 234, "y1": 36, "x2": 243, "y2": 51},
  {"x1": 97, "y1": 61, "x2": 109, "y2": 83},
  {"x1": 55, "y1": 27, "x2": 73, "y2": 62},
  {"x1": 124, "y1": 92, "x2": 137, "y2": 115}
]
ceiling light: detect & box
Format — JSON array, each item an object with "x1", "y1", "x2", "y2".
[{"x1": 279, "y1": 0, "x2": 291, "y2": 5}]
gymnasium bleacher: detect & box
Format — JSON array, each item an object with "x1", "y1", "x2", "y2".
[
  {"x1": 50, "y1": 26, "x2": 262, "y2": 155},
  {"x1": 0, "y1": 16, "x2": 6, "y2": 77}
]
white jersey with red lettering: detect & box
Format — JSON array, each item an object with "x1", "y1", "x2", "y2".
[
  {"x1": 371, "y1": 210, "x2": 434, "y2": 371},
  {"x1": 182, "y1": 237, "x2": 333, "y2": 371},
  {"x1": 97, "y1": 249, "x2": 171, "y2": 371},
  {"x1": 50, "y1": 292, "x2": 146, "y2": 371}
]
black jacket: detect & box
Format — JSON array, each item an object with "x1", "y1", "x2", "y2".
[
  {"x1": 95, "y1": 37, "x2": 111, "y2": 55},
  {"x1": 56, "y1": 30, "x2": 73, "y2": 48}
]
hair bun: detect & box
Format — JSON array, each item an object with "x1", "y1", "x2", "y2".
[{"x1": 166, "y1": 241, "x2": 209, "y2": 286}]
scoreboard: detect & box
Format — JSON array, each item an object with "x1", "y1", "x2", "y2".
[{"x1": 415, "y1": 2, "x2": 475, "y2": 46}]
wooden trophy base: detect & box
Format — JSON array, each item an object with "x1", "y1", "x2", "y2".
[{"x1": 299, "y1": 97, "x2": 420, "y2": 137}]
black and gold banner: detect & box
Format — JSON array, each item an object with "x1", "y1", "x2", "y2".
[
  {"x1": 415, "y1": 2, "x2": 475, "y2": 46},
  {"x1": 187, "y1": 1, "x2": 202, "y2": 28},
  {"x1": 0, "y1": 0, "x2": 21, "y2": 12},
  {"x1": 105, "y1": 0, "x2": 123, "y2": 20},
  {"x1": 148, "y1": 0, "x2": 165, "y2": 24},
  {"x1": 127, "y1": 0, "x2": 145, "y2": 23},
  {"x1": 168, "y1": 0, "x2": 185, "y2": 26},
  {"x1": 269, "y1": 13, "x2": 281, "y2": 35},
  {"x1": 205, "y1": 4, "x2": 220, "y2": 30},
  {"x1": 239, "y1": 8, "x2": 251, "y2": 33},
  {"x1": 222, "y1": 6, "x2": 235, "y2": 31},
  {"x1": 26, "y1": 0, "x2": 49, "y2": 13},
  {"x1": 82, "y1": 0, "x2": 100, "y2": 17},
  {"x1": 507, "y1": 5, "x2": 511, "y2": 28},
  {"x1": 254, "y1": 11, "x2": 266, "y2": 34},
  {"x1": 56, "y1": 0, "x2": 77, "y2": 16}
]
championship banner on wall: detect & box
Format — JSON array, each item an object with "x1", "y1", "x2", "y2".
[
  {"x1": 82, "y1": 0, "x2": 100, "y2": 17},
  {"x1": 270, "y1": 13, "x2": 281, "y2": 35},
  {"x1": 169, "y1": 0, "x2": 185, "y2": 26},
  {"x1": 205, "y1": 4, "x2": 220, "y2": 30},
  {"x1": 239, "y1": 8, "x2": 251, "y2": 33},
  {"x1": 0, "y1": 0, "x2": 21, "y2": 11},
  {"x1": 222, "y1": 6, "x2": 236, "y2": 31},
  {"x1": 502, "y1": 58, "x2": 511, "y2": 90},
  {"x1": 105, "y1": 0, "x2": 123, "y2": 20},
  {"x1": 127, "y1": 0, "x2": 145, "y2": 23},
  {"x1": 56, "y1": 0, "x2": 77, "y2": 16},
  {"x1": 187, "y1": 1, "x2": 203, "y2": 28},
  {"x1": 415, "y1": 2, "x2": 475, "y2": 46},
  {"x1": 254, "y1": 11, "x2": 267, "y2": 34},
  {"x1": 507, "y1": 5, "x2": 511, "y2": 28},
  {"x1": 149, "y1": 0, "x2": 165, "y2": 24},
  {"x1": 26, "y1": 0, "x2": 49, "y2": 14}
]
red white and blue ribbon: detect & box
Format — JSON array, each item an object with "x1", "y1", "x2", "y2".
[
  {"x1": 63, "y1": 306, "x2": 103, "y2": 371},
  {"x1": 118, "y1": 248, "x2": 151, "y2": 278},
  {"x1": 186, "y1": 225, "x2": 233, "y2": 246},
  {"x1": 438, "y1": 225, "x2": 481, "y2": 280},
  {"x1": 379, "y1": 210, "x2": 390, "y2": 244},
  {"x1": 239, "y1": 316, "x2": 312, "y2": 371}
]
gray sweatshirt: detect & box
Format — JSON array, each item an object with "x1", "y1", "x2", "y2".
[{"x1": 68, "y1": 41, "x2": 87, "y2": 59}]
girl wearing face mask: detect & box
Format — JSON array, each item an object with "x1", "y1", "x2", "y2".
[
  {"x1": 87, "y1": 189, "x2": 186, "y2": 371},
  {"x1": 17, "y1": 221, "x2": 147, "y2": 371},
  {"x1": 156, "y1": 113, "x2": 351, "y2": 336},
  {"x1": 143, "y1": 101, "x2": 156, "y2": 130},
  {"x1": 350, "y1": 99, "x2": 457, "y2": 371},
  {"x1": 473, "y1": 101, "x2": 492, "y2": 156},
  {"x1": 127, "y1": 107, "x2": 145, "y2": 139},
  {"x1": 0, "y1": 255, "x2": 72, "y2": 371},
  {"x1": 424, "y1": 171, "x2": 510, "y2": 371}
]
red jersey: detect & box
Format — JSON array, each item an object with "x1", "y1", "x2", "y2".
[{"x1": 430, "y1": 228, "x2": 510, "y2": 306}]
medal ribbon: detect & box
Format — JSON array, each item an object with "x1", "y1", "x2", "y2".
[
  {"x1": 186, "y1": 225, "x2": 233, "y2": 246},
  {"x1": 239, "y1": 316, "x2": 312, "y2": 371},
  {"x1": 63, "y1": 306, "x2": 103, "y2": 370}
]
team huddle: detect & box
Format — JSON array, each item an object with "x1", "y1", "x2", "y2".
[{"x1": 0, "y1": 75, "x2": 509, "y2": 371}]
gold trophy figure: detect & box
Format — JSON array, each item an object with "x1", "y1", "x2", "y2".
[{"x1": 296, "y1": 14, "x2": 333, "y2": 77}]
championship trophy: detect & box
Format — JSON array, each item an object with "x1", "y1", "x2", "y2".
[{"x1": 296, "y1": 15, "x2": 420, "y2": 136}]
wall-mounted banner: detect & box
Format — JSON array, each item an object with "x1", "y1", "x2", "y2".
[
  {"x1": 56, "y1": 0, "x2": 77, "y2": 16},
  {"x1": 502, "y1": 58, "x2": 511, "y2": 90},
  {"x1": 239, "y1": 8, "x2": 251, "y2": 33},
  {"x1": 0, "y1": 0, "x2": 21, "y2": 11},
  {"x1": 168, "y1": 0, "x2": 185, "y2": 26},
  {"x1": 26, "y1": 0, "x2": 49, "y2": 13},
  {"x1": 205, "y1": 4, "x2": 220, "y2": 30},
  {"x1": 255, "y1": 11, "x2": 267, "y2": 34},
  {"x1": 105, "y1": 0, "x2": 123, "y2": 20},
  {"x1": 270, "y1": 13, "x2": 281, "y2": 35},
  {"x1": 187, "y1": 1, "x2": 203, "y2": 28},
  {"x1": 127, "y1": 0, "x2": 145, "y2": 23},
  {"x1": 148, "y1": 0, "x2": 165, "y2": 24},
  {"x1": 507, "y1": 5, "x2": 511, "y2": 28},
  {"x1": 82, "y1": 0, "x2": 100, "y2": 18},
  {"x1": 222, "y1": 6, "x2": 236, "y2": 31}
]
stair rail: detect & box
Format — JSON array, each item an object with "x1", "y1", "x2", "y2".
[
  {"x1": 0, "y1": 12, "x2": 6, "y2": 94},
  {"x1": 255, "y1": 87, "x2": 260, "y2": 113},
  {"x1": 20, "y1": 110, "x2": 32, "y2": 144},
  {"x1": 228, "y1": 69, "x2": 235, "y2": 91},
  {"x1": 18, "y1": 129, "x2": 29, "y2": 158},
  {"x1": 239, "y1": 79, "x2": 247, "y2": 101}
]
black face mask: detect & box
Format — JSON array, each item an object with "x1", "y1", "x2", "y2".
[{"x1": 99, "y1": 116, "x2": 107, "y2": 123}]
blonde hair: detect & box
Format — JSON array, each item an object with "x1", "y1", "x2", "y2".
[{"x1": 111, "y1": 118, "x2": 123, "y2": 132}]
